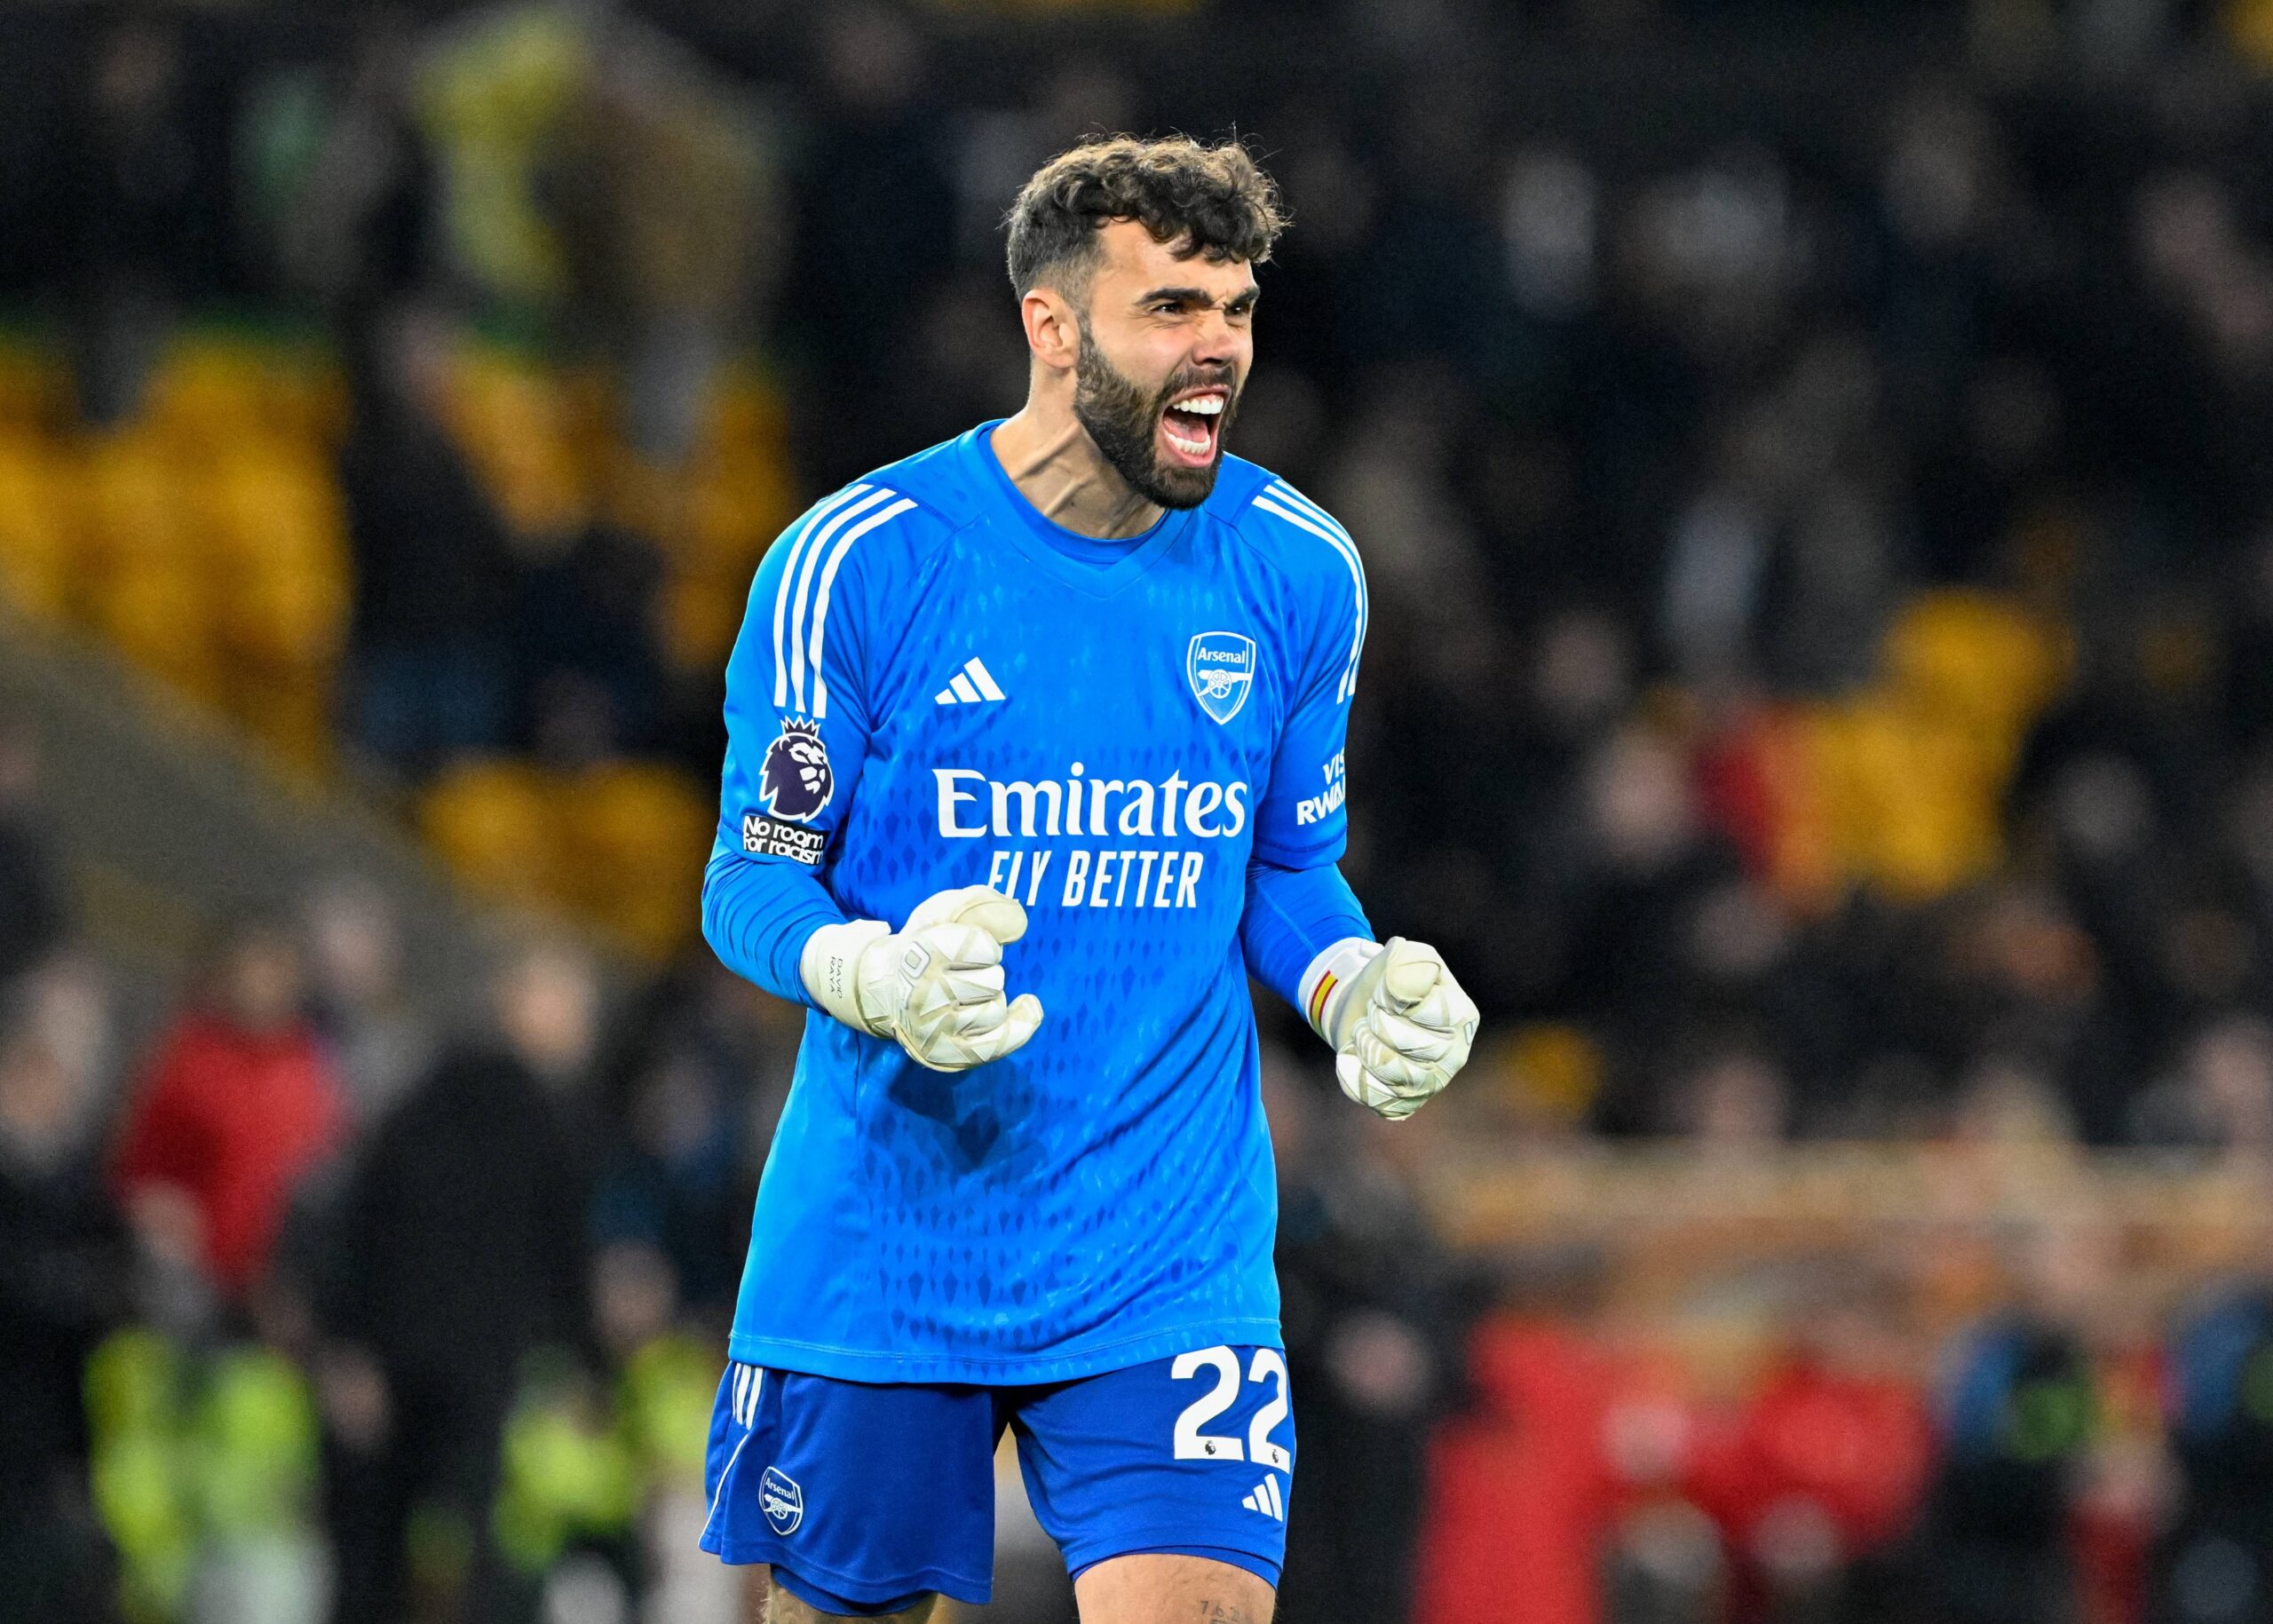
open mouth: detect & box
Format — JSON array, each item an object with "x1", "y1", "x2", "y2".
[{"x1": 1159, "y1": 387, "x2": 1229, "y2": 469}]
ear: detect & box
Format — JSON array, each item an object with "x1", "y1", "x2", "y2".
[{"x1": 1020, "y1": 286, "x2": 1081, "y2": 375}]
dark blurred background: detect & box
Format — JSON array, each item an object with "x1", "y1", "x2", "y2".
[{"x1": 12, "y1": 0, "x2": 2273, "y2": 1621}]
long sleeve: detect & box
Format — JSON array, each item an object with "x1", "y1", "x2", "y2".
[
  {"x1": 1240, "y1": 856, "x2": 1373, "y2": 1018},
  {"x1": 701, "y1": 848, "x2": 849, "y2": 1006},
  {"x1": 1243, "y1": 480, "x2": 1364, "y2": 869},
  {"x1": 702, "y1": 487, "x2": 901, "y2": 1004}
]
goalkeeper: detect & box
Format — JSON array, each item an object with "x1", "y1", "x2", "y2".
[{"x1": 697, "y1": 134, "x2": 1476, "y2": 1624}]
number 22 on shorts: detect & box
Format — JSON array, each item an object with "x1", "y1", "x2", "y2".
[{"x1": 1169, "y1": 1346, "x2": 1292, "y2": 1470}]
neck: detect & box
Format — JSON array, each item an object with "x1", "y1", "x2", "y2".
[{"x1": 988, "y1": 390, "x2": 1162, "y2": 541}]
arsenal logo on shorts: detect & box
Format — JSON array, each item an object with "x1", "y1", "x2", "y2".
[
  {"x1": 758, "y1": 1465, "x2": 804, "y2": 1534},
  {"x1": 1186, "y1": 631, "x2": 1256, "y2": 725}
]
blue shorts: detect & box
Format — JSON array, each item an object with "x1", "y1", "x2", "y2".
[{"x1": 698, "y1": 1345, "x2": 1295, "y2": 1613}]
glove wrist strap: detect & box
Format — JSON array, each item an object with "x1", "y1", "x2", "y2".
[
  {"x1": 1300, "y1": 937, "x2": 1382, "y2": 1046},
  {"x1": 800, "y1": 919, "x2": 892, "y2": 1034}
]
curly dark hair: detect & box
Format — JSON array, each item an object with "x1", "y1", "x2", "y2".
[{"x1": 1004, "y1": 135, "x2": 1287, "y2": 297}]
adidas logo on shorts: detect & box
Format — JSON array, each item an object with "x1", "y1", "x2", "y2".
[{"x1": 1240, "y1": 1475, "x2": 1286, "y2": 1521}]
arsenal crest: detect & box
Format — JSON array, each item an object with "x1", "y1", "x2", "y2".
[{"x1": 1186, "y1": 631, "x2": 1256, "y2": 725}]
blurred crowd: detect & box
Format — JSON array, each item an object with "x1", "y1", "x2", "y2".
[
  {"x1": 0, "y1": 717, "x2": 1467, "y2": 1624},
  {"x1": 1, "y1": 717, "x2": 810, "y2": 1624},
  {"x1": 15, "y1": 0, "x2": 2273, "y2": 1143},
  {"x1": 12, "y1": 0, "x2": 2273, "y2": 1620},
  {"x1": 16, "y1": 716, "x2": 2273, "y2": 1624}
]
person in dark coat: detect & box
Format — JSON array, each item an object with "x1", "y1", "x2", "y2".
[
  {"x1": 337, "y1": 302, "x2": 522, "y2": 774},
  {"x1": 0, "y1": 973, "x2": 130, "y2": 1624},
  {"x1": 0, "y1": 727, "x2": 65, "y2": 990},
  {"x1": 318, "y1": 941, "x2": 599, "y2": 1624}
]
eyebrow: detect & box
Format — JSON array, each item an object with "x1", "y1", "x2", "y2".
[{"x1": 1136, "y1": 286, "x2": 1261, "y2": 309}]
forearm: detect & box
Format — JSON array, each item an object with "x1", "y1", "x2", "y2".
[
  {"x1": 701, "y1": 848, "x2": 851, "y2": 1008},
  {"x1": 1240, "y1": 858, "x2": 1374, "y2": 1031}
]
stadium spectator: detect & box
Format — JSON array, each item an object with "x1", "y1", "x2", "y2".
[
  {"x1": 300, "y1": 877, "x2": 432, "y2": 1129},
  {"x1": 0, "y1": 970, "x2": 128, "y2": 1624},
  {"x1": 590, "y1": 949, "x2": 799, "y2": 1319},
  {"x1": 63, "y1": 13, "x2": 196, "y2": 424},
  {"x1": 780, "y1": 1, "x2": 958, "y2": 483},
  {"x1": 2134, "y1": 1012, "x2": 2273, "y2": 1155},
  {"x1": 1410, "y1": 1255, "x2": 1630, "y2": 1624},
  {"x1": 317, "y1": 939, "x2": 599, "y2": 1624},
  {"x1": 0, "y1": 725, "x2": 65, "y2": 990},
  {"x1": 1268, "y1": 1052, "x2": 1459, "y2": 1624},
  {"x1": 543, "y1": 12, "x2": 777, "y2": 462},
  {"x1": 274, "y1": 17, "x2": 435, "y2": 324},
  {"x1": 1902, "y1": 1231, "x2": 2108, "y2": 1624},
  {"x1": 112, "y1": 915, "x2": 344, "y2": 1304},
  {"x1": 2157, "y1": 1283, "x2": 2273, "y2": 1624},
  {"x1": 1683, "y1": 1274, "x2": 1935, "y2": 1622},
  {"x1": 337, "y1": 300, "x2": 520, "y2": 775},
  {"x1": 511, "y1": 520, "x2": 669, "y2": 764}
]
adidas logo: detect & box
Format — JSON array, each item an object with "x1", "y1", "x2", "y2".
[
  {"x1": 1240, "y1": 1475, "x2": 1286, "y2": 1521},
  {"x1": 934, "y1": 657, "x2": 1007, "y2": 706}
]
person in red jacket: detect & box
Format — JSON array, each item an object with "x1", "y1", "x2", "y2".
[
  {"x1": 1683, "y1": 1280, "x2": 1936, "y2": 1622},
  {"x1": 113, "y1": 914, "x2": 345, "y2": 1301}
]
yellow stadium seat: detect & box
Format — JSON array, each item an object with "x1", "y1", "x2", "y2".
[
  {"x1": 231, "y1": 680, "x2": 335, "y2": 778},
  {"x1": 446, "y1": 349, "x2": 588, "y2": 539},
  {"x1": 139, "y1": 335, "x2": 351, "y2": 453},
  {"x1": 144, "y1": 341, "x2": 269, "y2": 451},
  {"x1": 198, "y1": 445, "x2": 351, "y2": 669},
  {"x1": 79, "y1": 432, "x2": 201, "y2": 574},
  {"x1": 2230, "y1": 0, "x2": 2273, "y2": 68},
  {"x1": 265, "y1": 353, "x2": 350, "y2": 448},
  {"x1": 99, "y1": 563, "x2": 223, "y2": 705},
  {"x1": 1837, "y1": 697, "x2": 2006, "y2": 903},
  {"x1": 75, "y1": 432, "x2": 229, "y2": 704},
  {"x1": 420, "y1": 760, "x2": 560, "y2": 907},
  {"x1": 703, "y1": 371, "x2": 789, "y2": 461},
  {"x1": 1880, "y1": 590, "x2": 2067, "y2": 751},
  {"x1": 0, "y1": 435, "x2": 75, "y2": 621},
  {"x1": 0, "y1": 343, "x2": 68, "y2": 428},
  {"x1": 660, "y1": 570, "x2": 745, "y2": 674},
  {"x1": 564, "y1": 763, "x2": 712, "y2": 958},
  {"x1": 558, "y1": 364, "x2": 617, "y2": 475},
  {"x1": 687, "y1": 448, "x2": 797, "y2": 574}
]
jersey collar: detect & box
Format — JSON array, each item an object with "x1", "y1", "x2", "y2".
[{"x1": 962, "y1": 421, "x2": 1195, "y2": 598}]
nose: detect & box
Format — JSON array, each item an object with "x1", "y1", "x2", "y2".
[{"x1": 1192, "y1": 306, "x2": 1245, "y2": 369}]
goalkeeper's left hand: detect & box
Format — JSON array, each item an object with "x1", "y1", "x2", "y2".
[{"x1": 1316, "y1": 938, "x2": 1479, "y2": 1120}]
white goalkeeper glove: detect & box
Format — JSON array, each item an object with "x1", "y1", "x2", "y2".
[
  {"x1": 1305, "y1": 937, "x2": 1479, "y2": 1120},
  {"x1": 800, "y1": 886, "x2": 1045, "y2": 1073}
]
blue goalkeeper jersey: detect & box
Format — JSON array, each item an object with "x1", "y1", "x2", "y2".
[{"x1": 717, "y1": 422, "x2": 1366, "y2": 1384}]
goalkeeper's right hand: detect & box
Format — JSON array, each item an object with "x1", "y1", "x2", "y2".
[{"x1": 799, "y1": 886, "x2": 1045, "y2": 1072}]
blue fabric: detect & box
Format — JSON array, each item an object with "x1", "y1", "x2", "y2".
[
  {"x1": 1011, "y1": 1345, "x2": 1293, "y2": 1588},
  {"x1": 712, "y1": 424, "x2": 1366, "y2": 1384},
  {"x1": 1942, "y1": 1324, "x2": 2025, "y2": 1459},
  {"x1": 1066, "y1": 1546, "x2": 1282, "y2": 1591},
  {"x1": 2169, "y1": 1289, "x2": 2273, "y2": 1440},
  {"x1": 699, "y1": 1362, "x2": 995, "y2": 1604},
  {"x1": 769, "y1": 1567, "x2": 934, "y2": 1618},
  {"x1": 353, "y1": 641, "x2": 510, "y2": 767},
  {"x1": 1240, "y1": 859, "x2": 1372, "y2": 1015},
  {"x1": 700, "y1": 1349, "x2": 1295, "y2": 1604},
  {"x1": 700, "y1": 846, "x2": 846, "y2": 1007}
]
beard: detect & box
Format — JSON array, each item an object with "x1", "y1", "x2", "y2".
[{"x1": 1072, "y1": 319, "x2": 1240, "y2": 511}]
